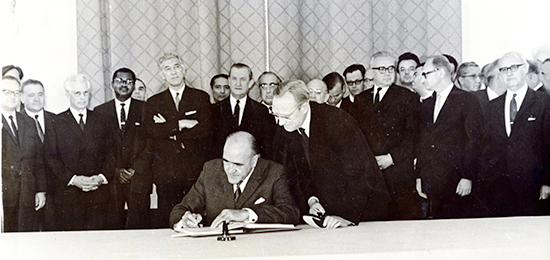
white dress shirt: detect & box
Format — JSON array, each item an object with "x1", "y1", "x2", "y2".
[
  {"x1": 235, "y1": 165, "x2": 258, "y2": 223},
  {"x1": 373, "y1": 84, "x2": 390, "y2": 103},
  {"x1": 115, "y1": 98, "x2": 132, "y2": 129},
  {"x1": 69, "y1": 107, "x2": 87, "y2": 124},
  {"x1": 169, "y1": 85, "x2": 185, "y2": 109},
  {"x1": 487, "y1": 87, "x2": 501, "y2": 101},
  {"x1": 230, "y1": 95, "x2": 247, "y2": 126},
  {"x1": 433, "y1": 84, "x2": 453, "y2": 123}
]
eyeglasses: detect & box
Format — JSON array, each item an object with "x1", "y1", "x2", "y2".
[
  {"x1": 346, "y1": 79, "x2": 364, "y2": 86},
  {"x1": 270, "y1": 103, "x2": 303, "y2": 121},
  {"x1": 259, "y1": 82, "x2": 279, "y2": 89},
  {"x1": 114, "y1": 78, "x2": 134, "y2": 85},
  {"x1": 2, "y1": 89, "x2": 21, "y2": 97},
  {"x1": 499, "y1": 64, "x2": 523, "y2": 74},
  {"x1": 459, "y1": 74, "x2": 483, "y2": 79},
  {"x1": 309, "y1": 89, "x2": 327, "y2": 95},
  {"x1": 372, "y1": 66, "x2": 396, "y2": 74},
  {"x1": 421, "y1": 69, "x2": 439, "y2": 79}
]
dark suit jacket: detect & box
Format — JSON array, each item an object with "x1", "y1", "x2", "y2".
[
  {"x1": 211, "y1": 97, "x2": 275, "y2": 159},
  {"x1": 2, "y1": 113, "x2": 46, "y2": 209},
  {"x1": 481, "y1": 88, "x2": 550, "y2": 198},
  {"x1": 472, "y1": 89, "x2": 489, "y2": 108},
  {"x1": 416, "y1": 86, "x2": 483, "y2": 197},
  {"x1": 169, "y1": 158, "x2": 300, "y2": 227},
  {"x1": 340, "y1": 97, "x2": 355, "y2": 116},
  {"x1": 272, "y1": 102, "x2": 390, "y2": 223},
  {"x1": 45, "y1": 109, "x2": 114, "y2": 205},
  {"x1": 143, "y1": 87, "x2": 213, "y2": 184},
  {"x1": 94, "y1": 99, "x2": 147, "y2": 176},
  {"x1": 353, "y1": 84, "x2": 419, "y2": 187}
]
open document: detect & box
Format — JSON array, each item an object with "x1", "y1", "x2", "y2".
[{"x1": 172, "y1": 223, "x2": 298, "y2": 238}]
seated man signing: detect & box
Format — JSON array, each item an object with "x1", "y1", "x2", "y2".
[{"x1": 169, "y1": 131, "x2": 300, "y2": 229}]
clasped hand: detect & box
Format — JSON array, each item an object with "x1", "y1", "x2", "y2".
[
  {"x1": 117, "y1": 168, "x2": 135, "y2": 184},
  {"x1": 73, "y1": 175, "x2": 104, "y2": 192}
]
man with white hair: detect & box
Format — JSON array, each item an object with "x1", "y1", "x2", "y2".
[
  {"x1": 46, "y1": 74, "x2": 114, "y2": 230},
  {"x1": 481, "y1": 52, "x2": 550, "y2": 217}
]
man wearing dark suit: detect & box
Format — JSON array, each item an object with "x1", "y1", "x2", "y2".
[
  {"x1": 271, "y1": 80, "x2": 390, "y2": 229},
  {"x1": 94, "y1": 68, "x2": 150, "y2": 229},
  {"x1": 396, "y1": 52, "x2": 420, "y2": 92},
  {"x1": 170, "y1": 131, "x2": 299, "y2": 228},
  {"x1": 415, "y1": 55, "x2": 484, "y2": 219},
  {"x1": 540, "y1": 58, "x2": 550, "y2": 94},
  {"x1": 45, "y1": 74, "x2": 114, "y2": 230},
  {"x1": 144, "y1": 52, "x2": 213, "y2": 228},
  {"x1": 481, "y1": 52, "x2": 550, "y2": 216},
  {"x1": 323, "y1": 72, "x2": 356, "y2": 116},
  {"x1": 343, "y1": 64, "x2": 367, "y2": 110},
  {"x1": 353, "y1": 51, "x2": 421, "y2": 220},
  {"x1": 258, "y1": 71, "x2": 281, "y2": 109},
  {"x1": 2, "y1": 76, "x2": 46, "y2": 232},
  {"x1": 19, "y1": 79, "x2": 55, "y2": 230},
  {"x1": 212, "y1": 63, "x2": 275, "y2": 159}
]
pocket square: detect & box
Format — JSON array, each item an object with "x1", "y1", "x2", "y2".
[
  {"x1": 185, "y1": 110, "x2": 197, "y2": 116},
  {"x1": 134, "y1": 122, "x2": 141, "y2": 126},
  {"x1": 528, "y1": 117, "x2": 536, "y2": 121},
  {"x1": 254, "y1": 197, "x2": 266, "y2": 205}
]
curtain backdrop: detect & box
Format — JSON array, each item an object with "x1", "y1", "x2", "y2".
[{"x1": 76, "y1": 0, "x2": 461, "y2": 108}]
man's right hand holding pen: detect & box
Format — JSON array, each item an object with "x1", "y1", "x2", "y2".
[{"x1": 174, "y1": 211, "x2": 203, "y2": 230}]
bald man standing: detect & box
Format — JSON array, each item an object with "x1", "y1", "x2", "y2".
[{"x1": 481, "y1": 52, "x2": 550, "y2": 217}]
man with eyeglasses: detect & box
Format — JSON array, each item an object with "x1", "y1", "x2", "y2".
[
  {"x1": 144, "y1": 52, "x2": 213, "y2": 228},
  {"x1": 46, "y1": 74, "x2": 115, "y2": 230},
  {"x1": 353, "y1": 51, "x2": 421, "y2": 220},
  {"x1": 271, "y1": 80, "x2": 390, "y2": 228},
  {"x1": 415, "y1": 55, "x2": 484, "y2": 219},
  {"x1": 212, "y1": 63, "x2": 276, "y2": 160},
  {"x1": 480, "y1": 52, "x2": 550, "y2": 217},
  {"x1": 456, "y1": 62, "x2": 482, "y2": 92},
  {"x1": 2, "y1": 76, "x2": 46, "y2": 232},
  {"x1": 94, "y1": 67, "x2": 151, "y2": 229},
  {"x1": 307, "y1": 79, "x2": 329, "y2": 104},
  {"x1": 258, "y1": 71, "x2": 281, "y2": 109},
  {"x1": 397, "y1": 52, "x2": 420, "y2": 92}
]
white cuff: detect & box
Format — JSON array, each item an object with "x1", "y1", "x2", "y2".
[
  {"x1": 68, "y1": 175, "x2": 77, "y2": 186},
  {"x1": 98, "y1": 173, "x2": 108, "y2": 185},
  {"x1": 308, "y1": 196, "x2": 319, "y2": 207},
  {"x1": 243, "y1": 208, "x2": 258, "y2": 223}
]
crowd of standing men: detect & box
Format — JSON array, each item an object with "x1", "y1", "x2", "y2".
[{"x1": 3, "y1": 49, "x2": 550, "y2": 232}]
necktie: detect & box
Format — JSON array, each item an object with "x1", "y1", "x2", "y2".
[
  {"x1": 234, "y1": 100, "x2": 240, "y2": 126},
  {"x1": 9, "y1": 115, "x2": 19, "y2": 144},
  {"x1": 175, "y1": 92, "x2": 180, "y2": 111},
  {"x1": 120, "y1": 103, "x2": 126, "y2": 130},
  {"x1": 34, "y1": 114, "x2": 44, "y2": 143},
  {"x1": 510, "y1": 93, "x2": 517, "y2": 124},
  {"x1": 234, "y1": 182, "x2": 242, "y2": 202},
  {"x1": 298, "y1": 127, "x2": 311, "y2": 169},
  {"x1": 374, "y1": 87, "x2": 382, "y2": 103},
  {"x1": 78, "y1": 113, "x2": 85, "y2": 131}
]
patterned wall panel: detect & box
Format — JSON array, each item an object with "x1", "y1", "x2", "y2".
[{"x1": 77, "y1": 0, "x2": 462, "y2": 104}]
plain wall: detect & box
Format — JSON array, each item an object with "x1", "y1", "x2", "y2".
[
  {"x1": 462, "y1": 0, "x2": 550, "y2": 66},
  {"x1": 2, "y1": 0, "x2": 77, "y2": 114}
]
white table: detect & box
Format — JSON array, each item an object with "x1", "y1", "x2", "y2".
[{"x1": 2, "y1": 216, "x2": 549, "y2": 259}]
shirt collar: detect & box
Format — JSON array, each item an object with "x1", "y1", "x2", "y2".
[
  {"x1": 235, "y1": 164, "x2": 255, "y2": 192},
  {"x1": 169, "y1": 85, "x2": 185, "y2": 99},
  {"x1": 24, "y1": 108, "x2": 43, "y2": 119},
  {"x1": 505, "y1": 84, "x2": 529, "y2": 105},
  {"x1": 115, "y1": 97, "x2": 132, "y2": 107},
  {"x1": 69, "y1": 106, "x2": 87, "y2": 123},
  {"x1": 486, "y1": 87, "x2": 500, "y2": 101},
  {"x1": 230, "y1": 95, "x2": 247, "y2": 107},
  {"x1": 299, "y1": 104, "x2": 312, "y2": 137}
]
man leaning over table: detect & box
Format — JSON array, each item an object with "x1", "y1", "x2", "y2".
[{"x1": 169, "y1": 131, "x2": 300, "y2": 229}]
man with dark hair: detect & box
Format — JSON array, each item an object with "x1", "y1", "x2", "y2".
[
  {"x1": 170, "y1": 131, "x2": 299, "y2": 228},
  {"x1": 46, "y1": 74, "x2": 115, "y2": 230},
  {"x1": 397, "y1": 52, "x2": 420, "y2": 91},
  {"x1": 210, "y1": 74, "x2": 230, "y2": 103},
  {"x1": 481, "y1": 52, "x2": 550, "y2": 217},
  {"x1": 211, "y1": 63, "x2": 275, "y2": 159},
  {"x1": 526, "y1": 60, "x2": 543, "y2": 92},
  {"x1": 271, "y1": 80, "x2": 390, "y2": 228},
  {"x1": 353, "y1": 51, "x2": 421, "y2": 219},
  {"x1": 322, "y1": 72, "x2": 355, "y2": 115},
  {"x1": 2, "y1": 76, "x2": 46, "y2": 232},
  {"x1": 94, "y1": 67, "x2": 151, "y2": 229},
  {"x1": 144, "y1": 52, "x2": 213, "y2": 228},
  {"x1": 342, "y1": 64, "x2": 366, "y2": 105},
  {"x1": 456, "y1": 62, "x2": 482, "y2": 92},
  {"x1": 416, "y1": 55, "x2": 483, "y2": 219},
  {"x1": 2, "y1": 65, "x2": 24, "y2": 80}
]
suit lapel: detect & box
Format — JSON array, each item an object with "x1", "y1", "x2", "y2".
[
  {"x1": 510, "y1": 89, "x2": 536, "y2": 137},
  {"x1": 2, "y1": 115, "x2": 18, "y2": 145},
  {"x1": 161, "y1": 90, "x2": 178, "y2": 115},
  {"x1": 62, "y1": 109, "x2": 85, "y2": 137},
  {"x1": 236, "y1": 160, "x2": 265, "y2": 208}
]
